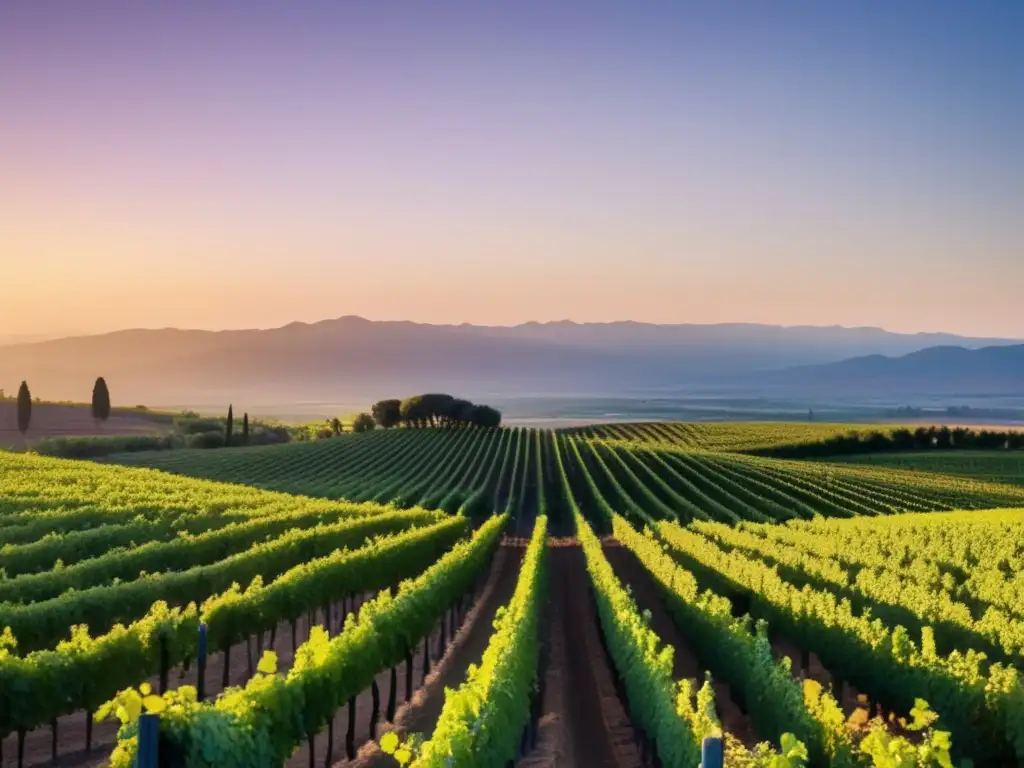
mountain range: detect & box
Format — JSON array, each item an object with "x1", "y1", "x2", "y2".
[
  {"x1": 756, "y1": 344, "x2": 1024, "y2": 396},
  {"x1": 0, "y1": 316, "x2": 1019, "y2": 405}
]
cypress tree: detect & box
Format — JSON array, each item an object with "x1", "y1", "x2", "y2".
[
  {"x1": 226, "y1": 404, "x2": 234, "y2": 447},
  {"x1": 242, "y1": 412, "x2": 249, "y2": 445},
  {"x1": 91, "y1": 377, "x2": 112, "y2": 424},
  {"x1": 16, "y1": 381, "x2": 32, "y2": 435}
]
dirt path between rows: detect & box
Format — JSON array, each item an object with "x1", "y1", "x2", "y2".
[
  {"x1": 604, "y1": 545, "x2": 759, "y2": 749},
  {"x1": 518, "y1": 546, "x2": 642, "y2": 768},
  {"x1": 517, "y1": 562, "x2": 563, "y2": 768},
  {"x1": 343, "y1": 544, "x2": 524, "y2": 767}
]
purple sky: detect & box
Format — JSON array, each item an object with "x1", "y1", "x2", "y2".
[{"x1": 2, "y1": 1, "x2": 1022, "y2": 337}]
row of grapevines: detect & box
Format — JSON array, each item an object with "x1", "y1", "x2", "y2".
[
  {"x1": 573, "y1": 510, "x2": 708, "y2": 766},
  {"x1": 0, "y1": 453, "x2": 369, "y2": 532},
  {"x1": 412, "y1": 514, "x2": 548, "y2": 765},
  {"x1": 0, "y1": 517, "x2": 468, "y2": 739},
  {"x1": 439, "y1": 425, "x2": 505, "y2": 514},
  {"x1": 113, "y1": 429, "x2": 406, "y2": 494},
  {"x1": 549, "y1": 439, "x2": 723, "y2": 767},
  {"x1": 729, "y1": 451, "x2": 1024, "y2": 510},
  {"x1": 1, "y1": 508, "x2": 442, "y2": 652},
  {"x1": 675, "y1": 452, "x2": 799, "y2": 522},
  {"x1": 459, "y1": 428, "x2": 514, "y2": 519},
  {"x1": 0, "y1": 502, "x2": 326, "y2": 578},
  {"x1": 603, "y1": 521, "x2": 839, "y2": 761},
  {"x1": 561, "y1": 435, "x2": 649, "y2": 529},
  {"x1": 554, "y1": 439, "x2": 825, "y2": 763},
  {"x1": 656, "y1": 521, "x2": 1024, "y2": 766},
  {"x1": 102, "y1": 514, "x2": 508, "y2": 768},
  {"x1": 694, "y1": 520, "x2": 1024, "y2": 666},
  {"x1": 553, "y1": 430, "x2": 1024, "y2": 523},
  {"x1": 625, "y1": 448, "x2": 721, "y2": 522},
  {"x1": 364, "y1": 430, "x2": 463, "y2": 506},
  {"x1": 611, "y1": 514, "x2": 958, "y2": 767},
  {"x1": 559, "y1": 421, "x2": 864, "y2": 454},
  {"x1": 752, "y1": 510, "x2": 1024, "y2": 618},
  {"x1": 0, "y1": 503, "x2": 364, "y2": 605},
  {"x1": 118, "y1": 428, "x2": 517, "y2": 513}
]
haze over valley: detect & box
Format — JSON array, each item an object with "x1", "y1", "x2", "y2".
[{"x1": 2, "y1": 317, "x2": 1021, "y2": 422}]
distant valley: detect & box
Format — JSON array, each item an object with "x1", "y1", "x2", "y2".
[{"x1": 0, "y1": 317, "x2": 1020, "y2": 413}]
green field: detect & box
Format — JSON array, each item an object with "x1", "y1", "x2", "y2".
[
  {"x1": 561, "y1": 420, "x2": 882, "y2": 452},
  {"x1": 4, "y1": 422, "x2": 1024, "y2": 766},
  {"x1": 833, "y1": 450, "x2": 1024, "y2": 486},
  {"x1": 115, "y1": 427, "x2": 1024, "y2": 532}
]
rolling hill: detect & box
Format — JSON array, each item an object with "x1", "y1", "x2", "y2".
[{"x1": 761, "y1": 344, "x2": 1024, "y2": 396}]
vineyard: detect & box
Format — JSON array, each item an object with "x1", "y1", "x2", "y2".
[
  {"x1": 2, "y1": 422, "x2": 1023, "y2": 767},
  {"x1": 560, "y1": 421, "x2": 874, "y2": 453},
  {"x1": 833, "y1": 450, "x2": 1024, "y2": 486},
  {"x1": 117, "y1": 428, "x2": 1024, "y2": 534}
]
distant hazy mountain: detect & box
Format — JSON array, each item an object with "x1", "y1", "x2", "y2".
[
  {"x1": 758, "y1": 344, "x2": 1024, "y2": 396},
  {"x1": 0, "y1": 332, "x2": 70, "y2": 346},
  {"x1": 0, "y1": 316, "x2": 1016, "y2": 405}
]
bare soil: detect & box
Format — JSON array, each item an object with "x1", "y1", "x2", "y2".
[
  {"x1": 517, "y1": 567, "x2": 565, "y2": 768},
  {"x1": 0, "y1": 402, "x2": 170, "y2": 449},
  {"x1": 519, "y1": 546, "x2": 643, "y2": 768},
  {"x1": 343, "y1": 545, "x2": 524, "y2": 768},
  {"x1": 604, "y1": 545, "x2": 758, "y2": 749}
]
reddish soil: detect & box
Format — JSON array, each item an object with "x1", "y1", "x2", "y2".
[
  {"x1": 343, "y1": 545, "x2": 524, "y2": 768},
  {"x1": 0, "y1": 402, "x2": 170, "y2": 449},
  {"x1": 517, "y1": 570, "x2": 565, "y2": 768},
  {"x1": 520, "y1": 546, "x2": 643, "y2": 768},
  {"x1": 604, "y1": 545, "x2": 758, "y2": 749}
]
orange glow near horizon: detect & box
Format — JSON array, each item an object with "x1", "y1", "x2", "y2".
[{"x1": 2, "y1": 3, "x2": 1021, "y2": 340}]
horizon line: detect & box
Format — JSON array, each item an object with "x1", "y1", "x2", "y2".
[{"x1": 4, "y1": 315, "x2": 1022, "y2": 346}]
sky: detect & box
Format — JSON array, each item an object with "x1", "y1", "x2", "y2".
[{"x1": 1, "y1": 1, "x2": 1022, "y2": 339}]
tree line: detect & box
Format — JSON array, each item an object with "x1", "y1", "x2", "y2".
[
  {"x1": 755, "y1": 424, "x2": 1024, "y2": 459},
  {"x1": 370, "y1": 394, "x2": 502, "y2": 430}
]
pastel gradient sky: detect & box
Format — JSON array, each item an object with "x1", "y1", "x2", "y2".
[{"x1": 2, "y1": 1, "x2": 1022, "y2": 338}]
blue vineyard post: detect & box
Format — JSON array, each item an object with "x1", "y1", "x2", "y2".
[
  {"x1": 137, "y1": 712, "x2": 160, "y2": 768},
  {"x1": 700, "y1": 735, "x2": 724, "y2": 768}
]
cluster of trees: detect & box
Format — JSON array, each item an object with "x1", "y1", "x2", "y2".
[
  {"x1": 760, "y1": 424, "x2": 1024, "y2": 459},
  {"x1": 3, "y1": 377, "x2": 110, "y2": 436},
  {"x1": 371, "y1": 394, "x2": 502, "y2": 429}
]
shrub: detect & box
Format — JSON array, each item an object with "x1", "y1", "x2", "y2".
[
  {"x1": 33, "y1": 435, "x2": 179, "y2": 459},
  {"x1": 249, "y1": 424, "x2": 291, "y2": 446},
  {"x1": 187, "y1": 430, "x2": 226, "y2": 449},
  {"x1": 177, "y1": 417, "x2": 224, "y2": 435}
]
